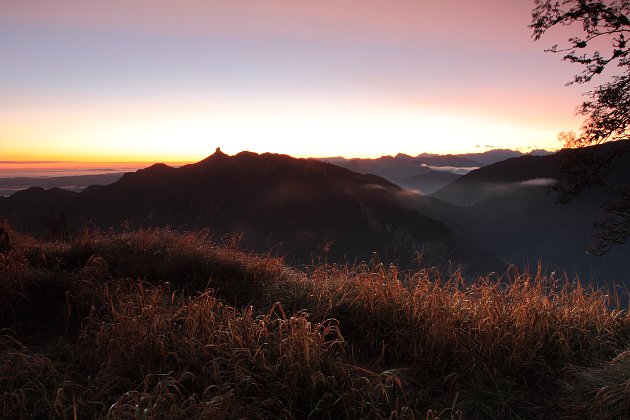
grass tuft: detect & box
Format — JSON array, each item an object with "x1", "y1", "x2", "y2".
[{"x1": 0, "y1": 228, "x2": 628, "y2": 418}]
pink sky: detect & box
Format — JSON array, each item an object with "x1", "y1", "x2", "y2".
[{"x1": 0, "y1": 0, "x2": 587, "y2": 160}]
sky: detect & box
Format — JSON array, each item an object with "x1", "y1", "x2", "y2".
[{"x1": 0, "y1": 0, "x2": 588, "y2": 162}]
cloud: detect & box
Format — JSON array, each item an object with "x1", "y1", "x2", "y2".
[
  {"x1": 420, "y1": 163, "x2": 479, "y2": 175},
  {"x1": 519, "y1": 178, "x2": 556, "y2": 187},
  {"x1": 362, "y1": 183, "x2": 388, "y2": 191},
  {"x1": 396, "y1": 188, "x2": 421, "y2": 197}
]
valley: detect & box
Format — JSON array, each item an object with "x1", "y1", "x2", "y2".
[{"x1": 1, "y1": 144, "x2": 627, "y2": 288}]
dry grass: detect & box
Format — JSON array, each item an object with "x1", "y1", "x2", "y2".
[{"x1": 0, "y1": 228, "x2": 628, "y2": 418}]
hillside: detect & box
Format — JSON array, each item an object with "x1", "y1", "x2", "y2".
[
  {"x1": 1, "y1": 229, "x2": 628, "y2": 419},
  {"x1": 424, "y1": 141, "x2": 630, "y2": 288},
  {"x1": 397, "y1": 171, "x2": 462, "y2": 195},
  {"x1": 0, "y1": 149, "x2": 491, "y2": 270},
  {"x1": 431, "y1": 154, "x2": 558, "y2": 206}
]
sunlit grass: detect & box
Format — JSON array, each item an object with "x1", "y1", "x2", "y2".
[{"x1": 0, "y1": 228, "x2": 628, "y2": 418}]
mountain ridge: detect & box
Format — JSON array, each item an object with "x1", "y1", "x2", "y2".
[
  {"x1": 0, "y1": 150, "x2": 496, "y2": 271},
  {"x1": 319, "y1": 148, "x2": 553, "y2": 194}
]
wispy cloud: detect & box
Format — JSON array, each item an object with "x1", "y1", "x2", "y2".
[
  {"x1": 420, "y1": 164, "x2": 479, "y2": 175},
  {"x1": 519, "y1": 178, "x2": 556, "y2": 187}
]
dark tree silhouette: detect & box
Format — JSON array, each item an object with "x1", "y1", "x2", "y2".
[{"x1": 531, "y1": 0, "x2": 630, "y2": 254}]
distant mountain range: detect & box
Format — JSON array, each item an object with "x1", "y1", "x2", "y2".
[
  {"x1": 0, "y1": 149, "x2": 494, "y2": 271},
  {"x1": 0, "y1": 173, "x2": 125, "y2": 197},
  {"x1": 320, "y1": 148, "x2": 552, "y2": 195},
  {"x1": 0, "y1": 148, "x2": 551, "y2": 198}
]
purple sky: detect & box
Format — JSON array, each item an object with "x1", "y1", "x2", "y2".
[{"x1": 0, "y1": 0, "x2": 588, "y2": 161}]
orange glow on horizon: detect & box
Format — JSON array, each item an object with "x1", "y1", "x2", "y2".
[
  {"x1": 0, "y1": 161, "x2": 191, "y2": 169},
  {"x1": 1, "y1": 96, "x2": 574, "y2": 163}
]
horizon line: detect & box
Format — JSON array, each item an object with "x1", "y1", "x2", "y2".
[{"x1": 0, "y1": 146, "x2": 559, "y2": 165}]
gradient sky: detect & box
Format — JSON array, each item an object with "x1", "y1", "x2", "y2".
[{"x1": 1, "y1": 0, "x2": 588, "y2": 161}]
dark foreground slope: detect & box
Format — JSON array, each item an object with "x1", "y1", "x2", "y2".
[
  {"x1": 0, "y1": 150, "x2": 491, "y2": 269},
  {"x1": 426, "y1": 141, "x2": 630, "y2": 288},
  {"x1": 1, "y1": 229, "x2": 628, "y2": 419}
]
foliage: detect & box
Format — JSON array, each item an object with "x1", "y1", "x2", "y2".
[
  {"x1": 531, "y1": 0, "x2": 630, "y2": 252},
  {"x1": 531, "y1": 0, "x2": 630, "y2": 147},
  {"x1": 0, "y1": 228, "x2": 629, "y2": 418}
]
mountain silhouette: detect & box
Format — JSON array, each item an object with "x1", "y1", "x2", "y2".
[
  {"x1": 319, "y1": 149, "x2": 551, "y2": 193},
  {"x1": 0, "y1": 150, "x2": 494, "y2": 270},
  {"x1": 319, "y1": 155, "x2": 433, "y2": 183}
]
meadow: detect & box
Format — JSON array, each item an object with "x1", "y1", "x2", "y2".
[{"x1": 1, "y1": 226, "x2": 629, "y2": 419}]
